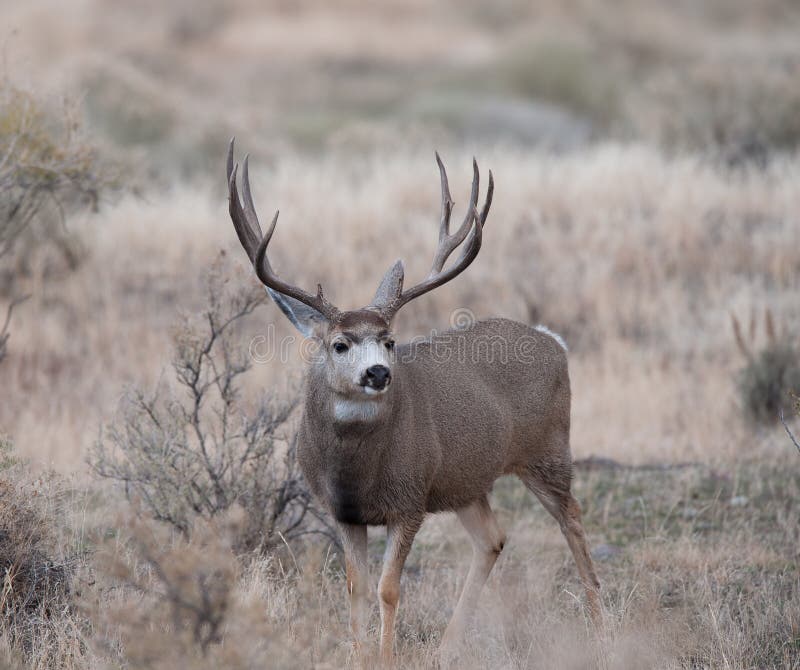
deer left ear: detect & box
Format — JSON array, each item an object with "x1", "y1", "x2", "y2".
[
  {"x1": 267, "y1": 288, "x2": 328, "y2": 338},
  {"x1": 369, "y1": 260, "x2": 404, "y2": 311}
]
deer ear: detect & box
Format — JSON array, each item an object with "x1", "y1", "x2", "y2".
[
  {"x1": 370, "y1": 260, "x2": 404, "y2": 310},
  {"x1": 267, "y1": 288, "x2": 327, "y2": 338}
]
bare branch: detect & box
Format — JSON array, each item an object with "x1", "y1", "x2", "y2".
[{"x1": 780, "y1": 409, "x2": 800, "y2": 454}]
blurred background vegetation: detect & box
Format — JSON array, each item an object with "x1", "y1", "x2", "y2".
[{"x1": 4, "y1": 0, "x2": 800, "y2": 179}]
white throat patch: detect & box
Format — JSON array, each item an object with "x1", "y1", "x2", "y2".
[{"x1": 333, "y1": 397, "x2": 381, "y2": 423}]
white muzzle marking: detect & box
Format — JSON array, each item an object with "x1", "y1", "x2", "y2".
[{"x1": 352, "y1": 340, "x2": 390, "y2": 385}]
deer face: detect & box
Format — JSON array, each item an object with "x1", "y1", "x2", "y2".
[
  {"x1": 266, "y1": 291, "x2": 397, "y2": 399},
  {"x1": 325, "y1": 310, "x2": 395, "y2": 396}
]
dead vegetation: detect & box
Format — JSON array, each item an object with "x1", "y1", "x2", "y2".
[
  {"x1": 0, "y1": 81, "x2": 111, "y2": 365},
  {"x1": 5, "y1": 435, "x2": 800, "y2": 668},
  {"x1": 0, "y1": 295, "x2": 27, "y2": 364},
  {"x1": 732, "y1": 310, "x2": 800, "y2": 424},
  {"x1": 90, "y1": 512, "x2": 241, "y2": 667},
  {"x1": 1, "y1": 1, "x2": 800, "y2": 668},
  {"x1": 0, "y1": 438, "x2": 84, "y2": 667},
  {"x1": 0, "y1": 87, "x2": 99, "y2": 253},
  {"x1": 90, "y1": 258, "x2": 329, "y2": 555},
  {"x1": 1, "y1": 144, "x2": 797, "y2": 667},
  {"x1": 781, "y1": 392, "x2": 800, "y2": 454},
  {"x1": 5, "y1": 0, "x2": 800, "y2": 167}
]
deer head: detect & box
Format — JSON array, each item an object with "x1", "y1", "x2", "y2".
[{"x1": 226, "y1": 139, "x2": 493, "y2": 401}]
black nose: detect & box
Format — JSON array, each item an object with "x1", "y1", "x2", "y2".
[{"x1": 364, "y1": 365, "x2": 391, "y2": 390}]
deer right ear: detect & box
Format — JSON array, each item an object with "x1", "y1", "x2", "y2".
[
  {"x1": 267, "y1": 288, "x2": 327, "y2": 338},
  {"x1": 370, "y1": 260, "x2": 404, "y2": 310}
]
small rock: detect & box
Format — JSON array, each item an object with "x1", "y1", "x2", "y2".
[
  {"x1": 591, "y1": 543, "x2": 622, "y2": 562},
  {"x1": 682, "y1": 507, "x2": 698, "y2": 519},
  {"x1": 729, "y1": 495, "x2": 749, "y2": 507}
]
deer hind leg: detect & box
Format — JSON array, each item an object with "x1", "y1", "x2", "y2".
[
  {"x1": 378, "y1": 517, "x2": 422, "y2": 667},
  {"x1": 441, "y1": 496, "x2": 506, "y2": 655},
  {"x1": 519, "y1": 459, "x2": 602, "y2": 627}
]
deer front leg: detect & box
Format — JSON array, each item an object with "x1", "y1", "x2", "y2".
[
  {"x1": 338, "y1": 523, "x2": 369, "y2": 655},
  {"x1": 378, "y1": 518, "x2": 422, "y2": 666}
]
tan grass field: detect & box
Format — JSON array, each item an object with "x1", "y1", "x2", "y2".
[
  {"x1": 5, "y1": 147, "x2": 799, "y2": 470},
  {"x1": 1, "y1": 1, "x2": 800, "y2": 668}
]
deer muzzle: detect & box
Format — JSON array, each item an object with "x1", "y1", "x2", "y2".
[{"x1": 362, "y1": 365, "x2": 391, "y2": 393}]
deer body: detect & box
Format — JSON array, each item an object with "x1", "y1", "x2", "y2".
[
  {"x1": 225, "y1": 141, "x2": 601, "y2": 664},
  {"x1": 299, "y1": 318, "x2": 570, "y2": 526}
]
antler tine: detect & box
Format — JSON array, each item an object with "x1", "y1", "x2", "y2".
[
  {"x1": 455, "y1": 203, "x2": 483, "y2": 267},
  {"x1": 228, "y1": 161, "x2": 261, "y2": 263},
  {"x1": 227, "y1": 139, "x2": 339, "y2": 321},
  {"x1": 254, "y1": 208, "x2": 280, "y2": 282},
  {"x1": 430, "y1": 156, "x2": 481, "y2": 277},
  {"x1": 436, "y1": 151, "x2": 454, "y2": 240},
  {"x1": 392, "y1": 204, "x2": 484, "y2": 311},
  {"x1": 241, "y1": 155, "x2": 264, "y2": 238},
  {"x1": 227, "y1": 137, "x2": 235, "y2": 183},
  {"x1": 481, "y1": 169, "x2": 494, "y2": 225},
  {"x1": 379, "y1": 156, "x2": 493, "y2": 320}
]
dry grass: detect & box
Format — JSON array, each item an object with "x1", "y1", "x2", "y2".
[
  {"x1": 0, "y1": 439, "x2": 86, "y2": 668},
  {"x1": 4, "y1": 441, "x2": 800, "y2": 668},
  {"x1": 3, "y1": 146, "x2": 798, "y2": 469},
  {"x1": 2, "y1": 1, "x2": 800, "y2": 667},
  {"x1": 0, "y1": 145, "x2": 797, "y2": 668}
]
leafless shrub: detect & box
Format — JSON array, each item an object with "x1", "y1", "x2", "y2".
[
  {"x1": 0, "y1": 83, "x2": 109, "y2": 276},
  {"x1": 90, "y1": 258, "x2": 328, "y2": 554},
  {"x1": 89, "y1": 508, "x2": 325, "y2": 669},
  {"x1": 732, "y1": 310, "x2": 800, "y2": 424},
  {"x1": 0, "y1": 437, "x2": 83, "y2": 666},
  {"x1": 94, "y1": 511, "x2": 238, "y2": 663},
  {"x1": 0, "y1": 81, "x2": 112, "y2": 363},
  {"x1": 637, "y1": 63, "x2": 800, "y2": 158}
]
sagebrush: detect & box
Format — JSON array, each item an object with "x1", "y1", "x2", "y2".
[
  {"x1": 732, "y1": 311, "x2": 800, "y2": 424},
  {"x1": 90, "y1": 259, "x2": 327, "y2": 554},
  {"x1": 0, "y1": 82, "x2": 111, "y2": 364}
]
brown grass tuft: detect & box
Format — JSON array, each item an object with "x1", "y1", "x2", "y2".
[{"x1": 0, "y1": 438, "x2": 85, "y2": 667}]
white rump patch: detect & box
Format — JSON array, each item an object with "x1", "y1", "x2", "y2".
[{"x1": 535, "y1": 324, "x2": 568, "y2": 352}]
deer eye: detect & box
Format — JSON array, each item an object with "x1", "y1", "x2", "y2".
[
  {"x1": 332, "y1": 341, "x2": 349, "y2": 354},
  {"x1": 384, "y1": 340, "x2": 395, "y2": 351}
]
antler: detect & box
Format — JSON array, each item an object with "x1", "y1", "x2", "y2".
[
  {"x1": 378, "y1": 153, "x2": 493, "y2": 321},
  {"x1": 226, "y1": 139, "x2": 339, "y2": 321}
]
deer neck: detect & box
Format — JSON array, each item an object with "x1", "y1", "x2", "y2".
[
  {"x1": 301, "y1": 369, "x2": 402, "y2": 524},
  {"x1": 304, "y1": 365, "x2": 399, "y2": 440}
]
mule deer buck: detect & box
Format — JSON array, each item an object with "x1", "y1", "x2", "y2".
[{"x1": 226, "y1": 141, "x2": 601, "y2": 663}]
